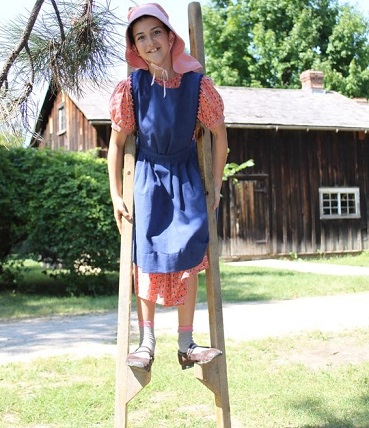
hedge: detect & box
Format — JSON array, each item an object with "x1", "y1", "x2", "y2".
[{"x1": 0, "y1": 146, "x2": 121, "y2": 295}]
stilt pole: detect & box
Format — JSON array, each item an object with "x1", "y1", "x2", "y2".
[
  {"x1": 114, "y1": 81, "x2": 151, "y2": 428},
  {"x1": 188, "y1": 2, "x2": 232, "y2": 427}
]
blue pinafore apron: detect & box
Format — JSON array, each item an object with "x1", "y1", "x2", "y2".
[{"x1": 131, "y1": 69, "x2": 209, "y2": 273}]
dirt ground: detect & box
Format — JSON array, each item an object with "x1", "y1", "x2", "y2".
[{"x1": 275, "y1": 333, "x2": 369, "y2": 369}]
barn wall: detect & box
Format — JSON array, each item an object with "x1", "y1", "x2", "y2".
[
  {"x1": 38, "y1": 92, "x2": 109, "y2": 155},
  {"x1": 219, "y1": 128, "x2": 369, "y2": 258}
]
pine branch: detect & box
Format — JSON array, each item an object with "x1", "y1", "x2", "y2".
[
  {"x1": 0, "y1": 0, "x2": 45, "y2": 90},
  {"x1": 0, "y1": 0, "x2": 125, "y2": 141}
]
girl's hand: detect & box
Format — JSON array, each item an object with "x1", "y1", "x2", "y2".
[
  {"x1": 113, "y1": 196, "x2": 132, "y2": 234},
  {"x1": 212, "y1": 184, "x2": 222, "y2": 210}
]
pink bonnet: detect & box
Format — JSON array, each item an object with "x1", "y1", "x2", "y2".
[{"x1": 125, "y1": 3, "x2": 203, "y2": 73}]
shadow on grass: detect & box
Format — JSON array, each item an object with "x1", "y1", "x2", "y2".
[{"x1": 295, "y1": 394, "x2": 369, "y2": 428}]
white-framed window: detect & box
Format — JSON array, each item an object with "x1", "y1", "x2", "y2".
[
  {"x1": 319, "y1": 187, "x2": 360, "y2": 219},
  {"x1": 57, "y1": 104, "x2": 66, "y2": 134}
]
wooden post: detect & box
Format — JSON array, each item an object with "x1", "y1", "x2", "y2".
[
  {"x1": 114, "y1": 71, "x2": 151, "y2": 428},
  {"x1": 188, "y1": 3, "x2": 232, "y2": 427}
]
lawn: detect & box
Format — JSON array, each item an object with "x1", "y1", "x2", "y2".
[
  {"x1": 306, "y1": 251, "x2": 369, "y2": 266},
  {"x1": 1, "y1": 329, "x2": 369, "y2": 427},
  {"x1": 2, "y1": 253, "x2": 369, "y2": 320},
  {"x1": 1, "y1": 253, "x2": 369, "y2": 427}
]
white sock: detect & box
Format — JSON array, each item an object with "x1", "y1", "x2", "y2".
[
  {"x1": 178, "y1": 325, "x2": 194, "y2": 353},
  {"x1": 137, "y1": 320, "x2": 155, "y2": 354}
]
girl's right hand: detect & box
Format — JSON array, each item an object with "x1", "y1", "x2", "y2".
[{"x1": 113, "y1": 196, "x2": 132, "y2": 234}]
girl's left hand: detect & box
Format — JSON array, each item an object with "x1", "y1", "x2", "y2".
[{"x1": 212, "y1": 184, "x2": 222, "y2": 210}]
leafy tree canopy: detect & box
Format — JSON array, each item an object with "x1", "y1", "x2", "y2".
[{"x1": 203, "y1": 0, "x2": 369, "y2": 98}]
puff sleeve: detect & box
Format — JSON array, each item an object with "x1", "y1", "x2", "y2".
[
  {"x1": 109, "y1": 77, "x2": 136, "y2": 134},
  {"x1": 198, "y1": 76, "x2": 225, "y2": 131}
]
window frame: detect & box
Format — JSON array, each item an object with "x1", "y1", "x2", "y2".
[
  {"x1": 57, "y1": 103, "x2": 66, "y2": 135},
  {"x1": 319, "y1": 187, "x2": 360, "y2": 220}
]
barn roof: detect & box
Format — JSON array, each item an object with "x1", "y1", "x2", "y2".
[
  {"x1": 217, "y1": 86, "x2": 369, "y2": 132},
  {"x1": 47, "y1": 71, "x2": 369, "y2": 133},
  {"x1": 68, "y1": 81, "x2": 116, "y2": 125}
]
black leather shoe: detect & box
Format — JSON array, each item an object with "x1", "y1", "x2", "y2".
[
  {"x1": 127, "y1": 346, "x2": 154, "y2": 372},
  {"x1": 178, "y1": 343, "x2": 222, "y2": 370}
]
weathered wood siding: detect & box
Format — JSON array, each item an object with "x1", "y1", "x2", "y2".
[
  {"x1": 38, "y1": 92, "x2": 109, "y2": 156},
  {"x1": 219, "y1": 128, "x2": 369, "y2": 258}
]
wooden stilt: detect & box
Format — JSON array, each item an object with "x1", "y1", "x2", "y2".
[
  {"x1": 188, "y1": 2, "x2": 232, "y2": 427},
  {"x1": 195, "y1": 130, "x2": 232, "y2": 428},
  {"x1": 114, "y1": 136, "x2": 151, "y2": 428},
  {"x1": 114, "y1": 3, "x2": 231, "y2": 427}
]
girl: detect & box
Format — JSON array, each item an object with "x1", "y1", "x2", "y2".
[{"x1": 108, "y1": 3, "x2": 228, "y2": 372}]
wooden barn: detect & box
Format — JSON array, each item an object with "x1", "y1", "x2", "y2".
[
  {"x1": 31, "y1": 70, "x2": 369, "y2": 259},
  {"x1": 32, "y1": 82, "x2": 113, "y2": 156}
]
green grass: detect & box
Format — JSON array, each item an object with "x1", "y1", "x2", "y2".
[
  {"x1": 1, "y1": 329, "x2": 369, "y2": 427},
  {"x1": 212, "y1": 263, "x2": 369, "y2": 301},
  {"x1": 0, "y1": 355, "x2": 115, "y2": 428},
  {"x1": 1, "y1": 254, "x2": 369, "y2": 427},
  {"x1": 2, "y1": 253, "x2": 369, "y2": 320},
  {"x1": 0, "y1": 292, "x2": 118, "y2": 320},
  {"x1": 307, "y1": 250, "x2": 369, "y2": 266}
]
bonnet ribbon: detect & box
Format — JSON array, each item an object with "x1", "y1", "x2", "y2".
[{"x1": 150, "y1": 63, "x2": 169, "y2": 98}]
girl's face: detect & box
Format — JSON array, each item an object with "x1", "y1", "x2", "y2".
[{"x1": 132, "y1": 16, "x2": 175, "y2": 72}]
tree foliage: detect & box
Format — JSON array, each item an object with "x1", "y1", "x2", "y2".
[{"x1": 203, "y1": 0, "x2": 369, "y2": 97}]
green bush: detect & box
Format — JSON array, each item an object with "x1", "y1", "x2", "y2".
[
  {"x1": 0, "y1": 147, "x2": 121, "y2": 295},
  {"x1": 0, "y1": 150, "x2": 26, "y2": 284},
  {"x1": 0, "y1": 153, "x2": 18, "y2": 259}
]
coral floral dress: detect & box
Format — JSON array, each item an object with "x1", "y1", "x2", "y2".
[{"x1": 109, "y1": 71, "x2": 224, "y2": 307}]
